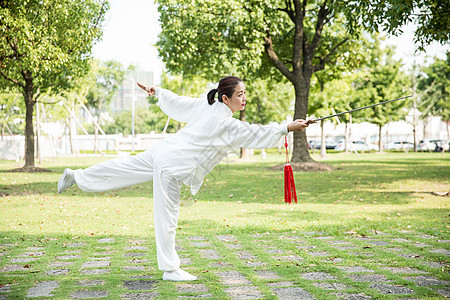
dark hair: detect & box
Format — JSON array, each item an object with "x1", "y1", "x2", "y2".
[{"x1": 207, "y1": 76, "x2": 243, "y2": 105}]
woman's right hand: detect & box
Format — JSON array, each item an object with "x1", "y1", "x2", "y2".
[
  {"x1": 287, "y1": 119, "x2": 313, "y2": 132},
  {"x1": 137, "y1": 82, "x2": 156, "y2": 96}
]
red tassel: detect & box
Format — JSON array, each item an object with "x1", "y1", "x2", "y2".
[{"x1": 284, "y1": 136, "x2": 297, "y2": 203}]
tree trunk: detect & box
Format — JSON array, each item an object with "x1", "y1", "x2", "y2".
[
  {"x1": 378, "y1": 124, "x2": 383, "y2": 152},
  {"x1": 23, "y1": 76, "x2": 35, "y2": 168},
  {"x1": 320, "y1": 119, "x2": 326, "y2": 158},
  {"x1": 291, "y1": 80, "x2": 313, "y2": 163}
]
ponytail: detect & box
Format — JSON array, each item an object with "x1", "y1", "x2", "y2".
[
  {"x1": 206, "y1": 76, "x2": 243, "y2": 105},
  {"x1": 207, "y1": 88, "x2": 218, "y2": 105}
]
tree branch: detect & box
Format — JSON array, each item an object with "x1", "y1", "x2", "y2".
[
  {"x1": 308, "y1": 0, "x2": 330, "y2": 54},
  {"x1": 0, "y1": 69, "x2": 24, "y2": 88},
  {"x1": 264, "y1": 33, "x2": 294, "y2": 82},
  {"x1": 292, "y1": 0, "x2": 306, "y2": 73},
  {"x1": 312, "y1": 37, "x2": 349, "y2": 73}
]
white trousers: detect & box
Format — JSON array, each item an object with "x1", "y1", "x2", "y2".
[{"x1": 74, "y1": 150, "x2": 182, "y2": 271}]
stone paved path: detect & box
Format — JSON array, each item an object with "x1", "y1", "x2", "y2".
[{"x1": 0, "y1": 231, "x2": 448, "y2": 299}]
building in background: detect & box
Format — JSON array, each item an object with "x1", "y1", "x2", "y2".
[{"x1": 111, "y1": 66, "x2": 154, "y2": 113}]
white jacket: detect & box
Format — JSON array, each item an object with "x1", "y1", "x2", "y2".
[{"x1": 151, "y1": 87, "x2": 288, "y2": 195}]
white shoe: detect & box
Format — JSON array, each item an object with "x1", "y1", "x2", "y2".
[
  {"x1": 58, "y1": 168, "x2": 75, "y2": 193},
  {"x1": 163, "y1": 269, "x2": 197, "y2": 281}
]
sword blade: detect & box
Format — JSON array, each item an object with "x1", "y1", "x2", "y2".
[{"x1": 308, "y1": 95, "x2": 412, "y2": 124}]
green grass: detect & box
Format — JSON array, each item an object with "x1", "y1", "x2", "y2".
[{"x1": 0, "y1": 152, "x2": 449, "y2": 299}]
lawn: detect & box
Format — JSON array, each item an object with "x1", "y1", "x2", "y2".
[{"x1": 0, "y1": 151, "x2": 449, "y2": 299}]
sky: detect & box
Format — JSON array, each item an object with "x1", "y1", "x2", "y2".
[{"x1": 92, "y1": 0, "x2": 449, "y2": 85}]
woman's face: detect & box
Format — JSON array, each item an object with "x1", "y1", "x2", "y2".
[{"x1": 223, "y1": 82, "x2": 246, "y2": 113}]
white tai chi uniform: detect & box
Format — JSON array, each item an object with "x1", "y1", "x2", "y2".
[{"x1": 74, "y1": 87, "x2": 288, "y2": 271}]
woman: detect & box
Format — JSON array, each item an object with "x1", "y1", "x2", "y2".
[{"x1": 57, "y1": 76, "x2": 311, "y2": 281}]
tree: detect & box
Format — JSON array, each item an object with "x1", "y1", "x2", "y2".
[
  {"x1": 156, "y1": 0, "x2": 383, "y2": 163},
  {"x1": 0, "y1": 0, "x2": 108, "y2": 170},
  {"x1": 86, "y1": 60, "x2": 125, "y2": 152},
  {"x1": 346, "y1": 0, "x2": 449, "y2": 51},
  {"x1": 417, "y1": 52, "x2": 450, "y2": 141},
  {"x1": 353, "y1": 41, "x2": 411, "y2": 151}
]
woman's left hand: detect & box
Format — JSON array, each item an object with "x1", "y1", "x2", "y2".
[{"x1": 287, "y1": 119, "x2": 315, "y2": 132}]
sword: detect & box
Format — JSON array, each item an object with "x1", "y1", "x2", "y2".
[{"x1": 306, "y1": 95, "x2": 412, "y2": 124}]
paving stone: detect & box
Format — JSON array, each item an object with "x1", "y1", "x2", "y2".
[
  {"x1": 71, "y1": 290, "x2": 109, "y2": 298},
  {"x1": 10, "y1": 257, "x2": 38, "y2": 263},
  {"x1": 94, "y1": 251, "x2": 116, "y2": 256},
  {"x1": 175, "y1": 245, "x2": 186, "y2": 252},
  {"x1": 56, "y1": 255, "x2": 81, "y2": 260},
  {"x1": 256, "y1": 270, "x2": 281, "y2": 280},
  {"x1": 80, "y1": 268, "x2": 110, "y2": 275},
  {"x1": 210, "y1": 261, "x2": 231, "y2": 268},
  {"x1": 302, "y1": 272, "x2": 335, "y2": 280},
  {"x1": 78, "y1": 279, "x2": 105, "y2": 286},
  {"x1": 367, "y1": 240, "x2": 391, "y2": 246},
  {"x1": 369, "y1": 283, "x2": 414, "y2": 294},
  {"x1": 328, "y1": 240, "x2": 352, "y2": 245},
  {"x1": 224, "y1": 286, "x2": 263, "y2": 299},
  {"x1": 215, "y1": 235, "x2": 237, "y2": 242},
  {"x1": 81, "y1": 261, "x2": 111, "y2": 268},
  {"x1": 381, "y1": 267, "x2": 427, "y2": 274},
  {"x1": 429, "y1": 248, "x2": 450, "y2": 255},
  {"x1": 436, "y1": 287, "x2": 450, "y2": 298},
  {"x1": 98, "y1": 238, "x2": 115, "y2": 243},
  {"x1": 191, "y1": 242, "x2": 211, "y2": 248},
  {"x1": 272, "y1": 287, "x2": 315, "y2": 300},
  {"x1": 123, "y1": 266, "x2": 147, "y2": 271},
  {"x1": 297, "y1": 245, "x2": 317, "y2": 250},
  {"x1": 124, "y1": 252, "x2": 146, "y2": 257},
  {"x1": 392, "y1": 238, "x2": 410, "y2": 243},
  {"x1": 274, "y1": 255, "x2": 303, "y2": 262},
  {"x1": 125, "y1": 246, "x2": 148, "y2": 251},
  {"x1": 93, "y1": 256, "x2": 112, "y2": 260},
  {"x1": 123, "y1": 280, "x2": 157, "y2": 291},
  {"x1": 267, "y1": 282, "x2": 294, "y2": 287},
  {"x1": 198, "y1": 249, "x2": 223, "y2": 259},
  {"x1": 46, "y1": 268, "x2": 69, "y2": 275},
  {"x1": 128, "y1": 258, "x2": 149, "y2": 264},
  {"x1": 68, "y1": 242, "x2": 87, "y2": 247},
  {"x1": 420, "y1": 261, "x2": 449, "y2": 269},
  {"x1": 178, "y1": 293, "x2": 214, "y2": 298},
  {"x1": 188, "y1": 236, "x2": 207, "y2": 241},
  {"x1": 49, "y1": 261, "x2": 74, "y2": 268},
  {"x1": 218, "y1": 271, "x2": 252, "y2": 285},
  {"x1": 27, "y1": 281, "x2": 59, "y2": 297},
  {"x1": 438, "y1": 240, "x2": 450, "y2": 243},
  {"x1": 398, "y1": 253, "x2": 422, "y2": 259},
  {"x1": 313, "y1": 282, "x2": 348, "y2": 290},
  {"x1": 121, "y1": 292, "x2": 159, "y2": 299},
  {"x1": 404, "y1": 275, "x2": 450, "y2": 286},
  {"x1": 236, "y1": 251, "x2": 257, "y2": 260},
  {"x1": 307, "y1": 251, "x2": 329, "y2": 257},
  {"x1": 0, "y1": 265, "x2": 29, "y2": 272},
  {"x1": 333, "y1": 292, "x2": 372, "y2": 299},
  {"x1": 265, "y1": 249, "x2": 284, "y2": 254},
  {"x1": 246, "y1": 260, "x2": 267, "y2": 267},
  {"x1": 338, "y1": 266, "x2": 374, "y2": 273},
  {"x1": 225, "y1": 243, "x2": 243, "y2": 249},
  {"x1": 0, "y1": 295, "x2": 6, "y2": 300},
  {"x1": 416, "y1": 234, "x2": 437, "y2": 239},
  {"x1": 314, "y1": 236, "x2": 334, "y2": 240},
  {"x1": 0, "y1": 284, "x2": 13, "y2": 292},
  {"x1": 18, "y1": 251, "x2": 45, "y2": 257},
  {"x1": 412, "y1": 242, "x2": 432, "y2": 247},
  {"x1": 176, "y1": 283, "x2": 209, "y2": 293},
  {"x1": 348, "y1": 274, "x2": 389, "y2": 282},
  {"x1": 335, "y1": 246, "x2": 357, "y2": 250},
  {"x1": 385, "y1": 247, "x2": 403, "y2": 252},
  {"x1": 61, "y1": 250, "x2": 83, "y2": 254},
  {"x1": 180, "y1": 257, "x2": 192, "y2": 265},
  {"x1": 130, "y1": 275, "x2": 154, "y2": 279}
]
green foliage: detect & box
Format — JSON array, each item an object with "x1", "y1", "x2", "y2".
[
  {"x1": 417, "y1": 52, "x2": 450, "y2": 122},
  {"x1": 103, "y1": 109, "x2": 172, "y2": 135},
  {"x1": 352, "y1": 38, "x2": 411, "y2": 126},
  {"x1": 341, "y1": 0, "x2": 449, "y2": 51},
  {"x1": 244, "y1": 79, "x2": 294, "y2": 124},
  {"x1": 0, "y1": 0, "x2": 108, "y2": 93},
  {"x1": 86, "y1": 60, "x2": 126, "y2": 113},
  {"x1": 0, "y1": 93, "x2": 25, "y2": 134}
]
